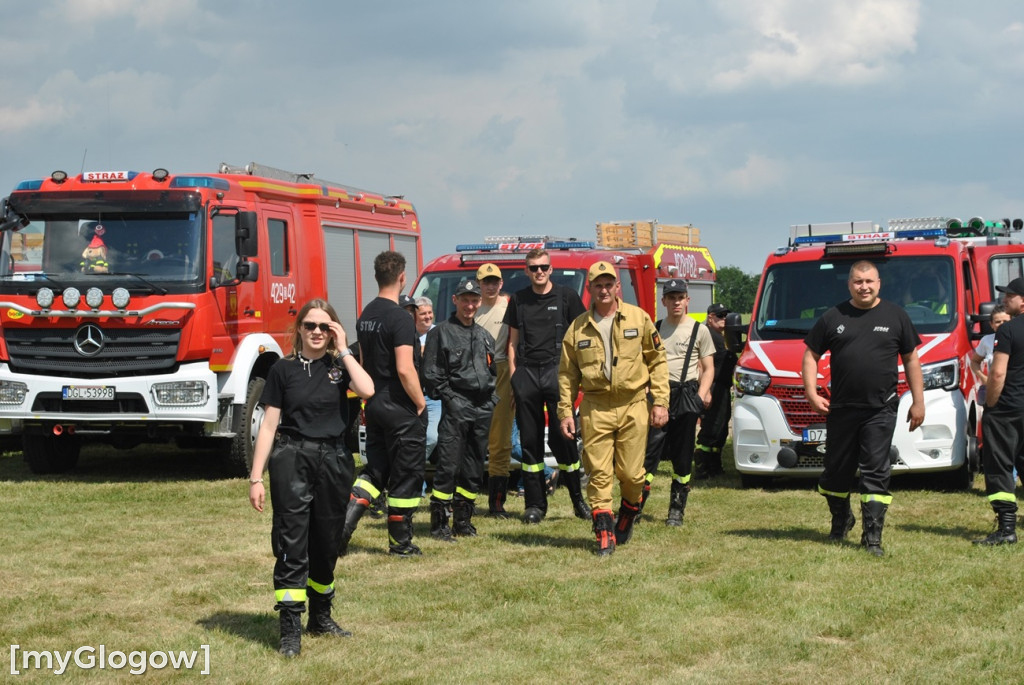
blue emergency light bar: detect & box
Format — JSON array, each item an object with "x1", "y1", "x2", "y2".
[
  {"x1": 792, "y1": 227, "x2": 947, "y2": 246},
  {"x1": 456, "y1": 240, "x2": 596, "y2": 252}
]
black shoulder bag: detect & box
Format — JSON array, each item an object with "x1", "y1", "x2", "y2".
[{"x1": 669, "y1": 322, "x2": 705, "y2": 418}]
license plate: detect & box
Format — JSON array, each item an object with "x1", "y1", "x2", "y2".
[
  {"x1": 62, "y1": 385, "x2": 115, "y2": 400},
  {"x1": 802, "y1": 427, "x2": 827, "y2": 443}
]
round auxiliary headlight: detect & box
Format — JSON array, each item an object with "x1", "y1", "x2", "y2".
[
  {"x1": 111, "y1": 287, "x2": 130, "y2": 310},
  {"x1": 62, "y1": 287, "x2": 81, "y2": 309},
  {"x1": 85, "y1": 287, "x2": 104, "y2": 309},
  {"x1": 36, "y1": 287, "x2": 55, "y2": 309}
]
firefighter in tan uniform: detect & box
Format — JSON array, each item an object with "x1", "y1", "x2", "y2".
[{"x1": 558, "y1": 261, "x2": 669, "y2": 556}]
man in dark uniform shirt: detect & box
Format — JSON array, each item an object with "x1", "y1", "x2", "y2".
[
  {"x1": 503, "y1": 248, "x2": 589, "y2": 524},
  {"x1": 975, "y1": 277, "x2": 1024, "y2": 545},
  {"x1": 340, "y1": 251, "x2": 428, "y2": 557},
  {"x1": 695, "y1": 302, "x2": 737, "y2": 479},
  {"x1": 802, "y1": 260, "x2": 924, "y2": 556}
]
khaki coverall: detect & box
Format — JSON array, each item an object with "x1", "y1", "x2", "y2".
[{"x1": 558, "y1": 300, "x2": 669, "y2": 511}]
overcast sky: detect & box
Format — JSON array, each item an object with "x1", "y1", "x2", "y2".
[{"x1": 2, "y1": 1, "x2": 1022, "y2": 273}]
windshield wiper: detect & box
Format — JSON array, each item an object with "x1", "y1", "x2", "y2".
[
  {"x1": 761, "y1": 326, "x2": 811, "y2": 335},
  {"x1": 105, "y1": 272, "x2": 168, "y2": 295}
]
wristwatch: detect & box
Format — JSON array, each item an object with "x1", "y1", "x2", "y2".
[{"x1": 338, "y1": 348, "x2": 352, "y2": 359}]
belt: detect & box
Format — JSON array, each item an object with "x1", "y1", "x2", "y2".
[
  {"x1": 277, "y1": 433, "x2": 342, "y2": 450},
  {"x1": 519, "y1": 358, "x2": 557, "y2": 368}
]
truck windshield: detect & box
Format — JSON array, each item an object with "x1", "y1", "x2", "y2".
[
  {"x1": 412, "y1": 266, "x2": 586, "y2": 321},
  {"x1": 0, "y1": 212, "x2": 202, "y2": 284},
  {"x1": 753, "y1": 256, "x2": 956, "y2": 340}
]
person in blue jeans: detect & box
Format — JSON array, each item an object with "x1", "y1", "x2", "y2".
[{"x1": 415, "y1": 296, "x2": 442, "y2": 463}]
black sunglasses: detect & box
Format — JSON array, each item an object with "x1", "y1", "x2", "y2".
[
  {"x1": 527, "y1": 264, "x2": 551, "y2": 273},
  {"x1": 713, "y1": 312, "x2": 729, "y2": 319},
  {"x1": 302, "y1": 322, "x2": 332, "y2": 332}
]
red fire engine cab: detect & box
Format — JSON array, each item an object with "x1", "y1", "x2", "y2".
[
  {"x1": 0, "y1": 162, "x2": 421, "y2": 474},
  {"x1": 731, "y1": 217, "x2": 1024, "y2": 489}
]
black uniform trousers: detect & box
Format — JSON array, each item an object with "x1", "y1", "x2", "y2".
[
  {"x1": 818, "y1": 403, "x2": 897, "y2": 498},
  {"x1": 697, "y1": 354, "x2": 737, "y2": 450},
  {"x1": 361, "y1": 389, "x2": 427, "y2": 513},
  {"x1": 981, "y1": 409, "x2": 1024, "y2": 513},
  {"x1": 511, "y1": 361, "x2": 581, "y2": 509},
  {"x1": 645, "y1": 384, "x2": 700, "y2": 484},
  {"x1": 432, "y1": 396, "x2": 495, "y2": 501},
  {"x1": 269, "y1": 434, "x2": 354, "y2": 604}
]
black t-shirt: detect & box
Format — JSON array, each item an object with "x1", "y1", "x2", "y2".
[
  {"x1": 804, "y1": 299, "x2": 921, "y2": 409},
  {"x1": 260, "y1": 355, "x2": 351, "y2": 440},
  {"x1": 707, "y1": 324, "x2": 726, "y2": 372},
  {"x1": 357, "y1": 296, "x2": 419, "y2": 403},
  {"x1": 991, "y1": 314, "x2": 1024, "y2": 412},
  {"x1": 502, "y1": 284, "x2": 586, "y2": 364}
]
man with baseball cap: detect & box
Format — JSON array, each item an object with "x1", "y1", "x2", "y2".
[
  {"x1": 558, "y1": 261, "x2": 669, "y2": 555},
  {"x1": 423, "y1": 279, "x2": 498, "y2": 540},
  {"x1": 640, "y1": 279, "x2": 716, "y2": 527},
  {"x1": 473, "y1": 263, "x2": 516, "y2": 518},
  {"x1": 975, "y1": 276, "x2": 1024, "y2": 545},
  {"x1": 695, "y1": 302, "x2": 737, "y2": 479}
]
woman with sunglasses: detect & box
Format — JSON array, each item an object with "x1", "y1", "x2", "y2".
[{"x1": 248, "y1": 299, "x2": 373, "y2": 657}]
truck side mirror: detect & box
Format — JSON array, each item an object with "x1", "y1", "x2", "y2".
[
  {"x1": 237, "y1": 260, "x2": 259, "y2": 283},
  {"x1": 971, "y1": 301, "x2": 998, "y2": 339},
  {"x1": 235, "y1": 211, "x2": 259, "y2": 258},
  {"x1": 724, "y1": 312, "x2": 747, "y2": 354}
]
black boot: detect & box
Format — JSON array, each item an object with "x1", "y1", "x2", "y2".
[
  {"x1": 486, "y1": 475, "x2": 513, "y2": 519},
  {"x1": 277, "y1": 605, "x2": 303, "y2": 657},
  {"x1": 825, "y1": 494, "x2": 856, "y2": 542},
  {"x1": 666, "y1": 481, "x2": 690, "y2": 527},
  {"x1": 563, "y1": 470, "x2": 591, "y2": 520},
  {"x1": 306, "y1": 590, "x2": 352, "y2": 637},
  {"x1": 860, "y1": 500, "x2": 888, "y2": 556},
  {"x1": 452, "y1": 498, "x2": 478, "y2": 537},
  {"x1": 705, "y1": 448, "x2": 724, "y2": 477},
  {"x1": 592, "y1": 508, "x2": 616, "y2": 556},
  {"x1": 388, "y1": 513, "x2": 423, "y2": 557},
  {"x1": 637, "y1": 481, "x2": 652, "y2": 518},
  {"x1": 973, "y1": 508, "x2": 1018, "y2": 546},
  {"x1": 521, "y1": 470, "x2": 547, "y2": 524},
  {"x1": 429, "y1": 500, "x2": 456, "y2": 542},
  {"x1": 614, "y1": 498, "x2": 640, "y2": 545},
  {"x1": 337, "y1": 494, "x2": 369, "y2": 557}
]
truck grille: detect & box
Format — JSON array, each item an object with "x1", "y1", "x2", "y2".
[
  {"x1": 767, "y1": 381, "x2": 911, "y2": 435},
  {"x1": 5, "y1": 327, "x2": 181, "y2": 379}
]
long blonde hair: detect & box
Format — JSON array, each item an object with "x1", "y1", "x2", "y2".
[{"x1": 288, "y1": 299, "x2": 342, "y2": 359}]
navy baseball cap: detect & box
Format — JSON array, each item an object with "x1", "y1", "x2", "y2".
[
  {"x1": 399, "y1": 294, "x2": 418, "y2": 309},
  {"x1": 455, "y1": 279, "x2": 482, "y2": 297},
  {"x1": 662, "y1": 279, "x2": 688, "y2": 295},
  {"x1": 996, "y1": 277, "x2": 1024, "y2": 297},
  {"x1": 707, "y1": 303, "x2": 730, "y2": 317}
]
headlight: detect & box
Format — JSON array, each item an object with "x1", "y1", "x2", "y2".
[
  {"x1": 36, "y1": 287, "x2": 54, "y2": 309},
  {"x1": 151, "y1": 381, "x2": 209, "y2": 407},
  {"x1": 920, "y1": 358, "x2": 959, "y2": 391},
  {"x1": 734, "y1": 367, "x2": 771, "y2": 396},
  {"x1": 111, "y1": 287, "x2": 130, "y2": 309},
  {"x1": 85, "y1": 287, "x2": 104, "y2": 309},
  {"x1": 0, "y1": 380, "x2": 27, "y2": 405},
  {"x1": 62, "y1": 287, "x2": 81, "y2": 309}
]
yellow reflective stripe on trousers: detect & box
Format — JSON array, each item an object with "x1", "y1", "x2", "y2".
[
  {"x1": 861, "y1": 493, "x2": 893, "y2": 505},
  {"x1": 522, "y1": 462, "x2": 546, "y2": 473},
  {"x1": 818, "y1": 484, "x2": 849, "y2": 499},
  {"x1": 988, "y1": 492, "x2": 1017, "y2": 503},
  {"x1": 388, "y1": 495, "x2": 420, "y2": 508},
  {"x1": 275, "y1": 588, "x2": 307, "y2": 603},
  {"x1": 307, "y1": 579, "x2": 333, "y2": 595},
  {"x1": 431, "y1": 489, "x2": 454, "y2": 502},
  {"x1": 558, "y1": 461, "x2": 582, "y2": 473},
  {"x1": 455, "y1": 486, "x2": 478, "y2": 501},
  {"x1": 695, "y1": 443, "x2": 713, "y2": 453},
  {"x1": 672, "y1": 472, "x2": 691, "y2": 485},
  {"x1": 645, "y1": 472, "x2": 655, "y2": 485},
  {"x1": 354, "y1": 477, "x2": 380, "y2": 500}
]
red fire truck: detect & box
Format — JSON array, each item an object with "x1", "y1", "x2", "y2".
[
  {"x1": 731, "y1": 217, "x2": 1024, "y2": 489},
  {"x1": 0, "y1": 162, "x2": 421, "y2": 474}
]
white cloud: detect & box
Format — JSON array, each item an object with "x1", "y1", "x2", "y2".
[
  {"x1": 0, "y1": 100, "x2": 68, "y2": 134},
  {"x1": 710, "y1": 0, "x2": 920, "y2": 90}
]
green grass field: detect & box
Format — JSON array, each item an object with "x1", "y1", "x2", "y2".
[{"x1": 2, "y1": 442, "x2": 1022, "y2": 683}]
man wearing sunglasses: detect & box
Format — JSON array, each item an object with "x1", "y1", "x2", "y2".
[
  {"x1": 503, "y1": 248, "x2": 589, "y2": 524},
  {"x1": 695, "y1": 303, "x2": 738, "y2": 479}
]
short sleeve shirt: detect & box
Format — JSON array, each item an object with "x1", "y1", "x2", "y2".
[
  {"x1": 261, "y1": 355, "x2": 351, "y2": 440},
  {"x1": 659, "y1": 317, "x2": 716, "y2": 383},
  {"x1": 991, "y1": 315, "x2": 1024, "y2": 412},
  {"x1": 804, "y1": 299, "x2": 921, "y2": 409},
  {"x1": 357, "y1": 297, "x2": 419, "y2": 404},
  {"x1": 503, "y1": 284, "x2": 586, "y2": 364}
]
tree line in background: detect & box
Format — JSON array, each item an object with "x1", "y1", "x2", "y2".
[{"x1": 714, "y1": 266, "x2": 758, "y2": 315}]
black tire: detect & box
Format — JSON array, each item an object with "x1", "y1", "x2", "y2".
[
  {"x1": 23, "y1": 433, "x2": 81, "y2": 474},
  {"x1": 941, "y1": 459, "x2": 973, "y2": 491},
  {"x1": 224, "y1": 377, "x2": 266, "y2": 476}
]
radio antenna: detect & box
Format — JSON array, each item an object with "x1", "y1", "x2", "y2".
[{"x1": 80, "y1": 148, "x2": 88, "y2": 174}]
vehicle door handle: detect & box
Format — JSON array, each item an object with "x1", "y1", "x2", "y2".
[{"x1": 288, "y1": 308, "x2": 297, "y2": 315}]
